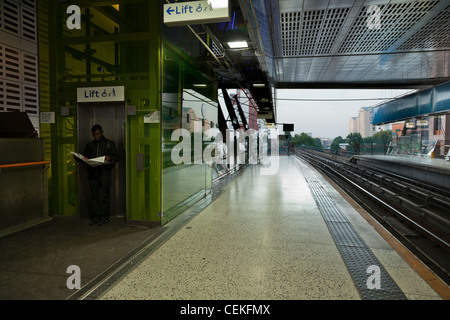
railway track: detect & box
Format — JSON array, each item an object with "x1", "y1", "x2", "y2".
[{"x1": 294, "y1": 148, "x2": 450, "y2": 286}]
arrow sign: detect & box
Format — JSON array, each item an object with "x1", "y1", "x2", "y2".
[
  {"x1": 163, "y1": 0, "x2": 230, "y2": 27},
  {"x1": 166, "y1": 7, "x2": 174, "y2": 15}
]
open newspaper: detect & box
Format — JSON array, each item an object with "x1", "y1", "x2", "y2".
[{"x1": 71, "y1": 152, "x2": 110, "y2": 167}]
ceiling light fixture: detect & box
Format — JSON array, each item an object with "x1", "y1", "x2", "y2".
[{"x1": 227, "y1": 41, "x2": 248, "y2": 49}]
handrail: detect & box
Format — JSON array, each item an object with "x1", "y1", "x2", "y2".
[{"x1": 0, "y1": 161, "x2": 50, "y2": 169}]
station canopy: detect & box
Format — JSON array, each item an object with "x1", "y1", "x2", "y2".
[{"x1": 193, "y1": 0, "x2": 450, "y2": 123}]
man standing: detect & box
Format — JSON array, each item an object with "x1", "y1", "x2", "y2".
[{"x1": 76, "y1": 125, "x2": 118, "y2": 226}]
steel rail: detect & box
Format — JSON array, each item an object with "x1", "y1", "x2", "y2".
[{"x1": 295, "y1": 150, "x2": 450, "y2": 251}]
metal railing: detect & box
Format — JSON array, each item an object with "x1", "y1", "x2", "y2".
[{"x1": 297, "y1": 138, "x2": 448, "y2": 159}]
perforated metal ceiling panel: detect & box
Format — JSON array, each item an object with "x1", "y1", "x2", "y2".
[
  {"x1": 281, "y1": 7, "x2": 350, "y2": 56},
  {"x1": 269, "y1": 0, "x2": 450, "y2": 87},
  {"x1": 338, "y1": 1, "x2": 439, "y2": 54}
]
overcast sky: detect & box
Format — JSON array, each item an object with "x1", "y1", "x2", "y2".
[{"x1": 275, "y1": 89, "x2": 415, "y2": 140}]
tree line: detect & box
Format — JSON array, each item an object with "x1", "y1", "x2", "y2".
[
  {"x1": 291, "y1": 130, "x2": 393, "y2": 153},
  {"x1": 330, "y1": 130, "x2": 393, "y2": 152},
  {"x1": 291, "y1": 132, "x2": 324, "y2": 151}
]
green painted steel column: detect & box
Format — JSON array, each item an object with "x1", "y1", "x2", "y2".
[{"x1": 126, "y1": 0, "x2": 162, "y2": 223}]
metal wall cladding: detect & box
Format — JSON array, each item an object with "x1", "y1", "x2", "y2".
[
  {"x1": 433, "y1": 81, "x2": 450, "y2": 114},
  {"x1": 372, "y1": 93, "x2": 417, "y2": 125},
  {"x1": 372, "y1": 81, "x2": 450, "y2": 125},
  {"x1": 417, "y1": 88, "x2": 433, "y2": 116},
  {"x1": 0, "y1": 138, "x2": 44, "y2": 164},
  {"x1": 0, "y1": 138, "x2": 49, "y2": 234}
]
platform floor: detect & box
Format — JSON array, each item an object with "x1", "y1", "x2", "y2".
[
  {"x1": 0, "y1": 216, "x2": 161, "y2": 300},
  {"x1": 355, "y1": 154, "x2": 450, "y2": 189},
  {"x1": 1, "y1": 156, "x2": 447, "y2": 300},
  {"x1": 98, "y1": 156, "x2": 445, "y2": 300}
]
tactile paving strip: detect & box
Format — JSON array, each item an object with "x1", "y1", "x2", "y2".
[{"x1": 295, "y1": 159, "x2": 408, "y2": 300}]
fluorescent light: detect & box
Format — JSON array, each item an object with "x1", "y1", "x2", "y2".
[
  {"x1": 227, "y1": 41, "x2": 248, "y2": 49},
  {"x1": 193, "y1": 84, "x2": 207, "y2": 88},
  {"x1": 253, "y1": 83, "x2": 266, "y2": 87}
]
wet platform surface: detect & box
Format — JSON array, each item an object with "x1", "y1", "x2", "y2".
[
  {"x1": 0, "y1": 156, "x2": 447, "y2": 300},
  {"x1": 0, "y1": 216, "x2": 160, "y2": 300},
  {"x1": 97, "y1": 156, "x2": 444, "y2": 300}
]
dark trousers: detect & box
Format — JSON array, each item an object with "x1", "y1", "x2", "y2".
[{"x1": 89, "y1": 174, "x2": 111, "y2": 220}]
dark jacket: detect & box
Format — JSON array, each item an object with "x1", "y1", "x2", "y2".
[{"x1": 80, "y1": 136, "x2": 118, "y2": 178}]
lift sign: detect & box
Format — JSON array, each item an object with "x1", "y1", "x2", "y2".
[
  {"x1": 164, "y1": 0, "x2": 230, "y2": 26},
  {"x1": 77, "y1": 86, "x2": 125, "y2": 103}
]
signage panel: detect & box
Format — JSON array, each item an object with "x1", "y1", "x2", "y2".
[
  {"x1": 164, "y1": 0, "x2": 230, "y2": 26},
  {"x1": 257, "y1": 111, "x2": 273, "y2": 119},
  {"x1": 40, "y1": 112, "x2": 55, "y2": 124},
  {"x1": 416, "y1": 120, "x2": 428, "y2": 127},
  {"x1": 144, "y1": 111, "x2": 160, "y2": 123},
  {"x1": 77, "y1": 86, "x2": 125, "y2": 103}
]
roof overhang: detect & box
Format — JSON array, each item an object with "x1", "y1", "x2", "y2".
[{"x1": 185, "y1": 0, "x2": 450, "y2": 124}]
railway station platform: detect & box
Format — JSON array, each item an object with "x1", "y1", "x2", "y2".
[
  {"x1": 354, "y1": 155, "x2": 450, "y2": 190},
  {"x1": 87, "y1": 156, "x2": 446, "y2": 300},
  {"x1": 1, "y1": 156, "x2": 448, "y2": 302}
]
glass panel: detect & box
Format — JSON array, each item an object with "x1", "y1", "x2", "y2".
[
  {"x1": 161, "y1": 43, "x2": 218, "y2": 224},
  {"x1": 411, "y1": 134, "x2": 422, "y2": 155},
  {"x1": 398, "y1": 136, "x2": 411, "y2": 155}
]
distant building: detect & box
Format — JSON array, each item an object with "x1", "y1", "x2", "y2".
[
  {"x1": 428, "y1": 114, "x2": 449, "y2": 141},
  {"x1": 320, "y1": 137, "x2": 332, "y2": 149},
  {"x1": 358, "y1": 107, "x2": 374, "y2": 138},
  {"x1": 391, "y1": 122, "x2": 404, "y2": 137},
  {"x1": 233, "y1": 89, "x2": 259, "y2": 131},
  {"x1": 348, "y1": 107, "x2": 374, "y2": 138},
  {"x1": 349, "y1": 117, "x2": 358, "y2": 134}
]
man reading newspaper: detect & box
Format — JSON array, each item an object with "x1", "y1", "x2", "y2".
[{"x1": 74, "y1": 125, "x2": 118, "y2": 226}]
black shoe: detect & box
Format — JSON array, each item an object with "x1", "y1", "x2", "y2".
[{"x1": 98, "y1": 218, "x2": 109, "y2": 226}]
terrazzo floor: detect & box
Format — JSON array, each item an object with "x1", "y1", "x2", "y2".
[{"x1": 99, "y1": 156, "x2": 442, "y2": 300}]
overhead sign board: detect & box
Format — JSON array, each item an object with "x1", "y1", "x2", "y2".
[
  {"x1": 164, "y1": 0, "x2": 230, "y2": 27},
  {"x1": 257, "y1": 111, "x2": 273, "y2": 119},
  {"x1": 283, "y1": 123, "x2": 294, "y2": 132},
  {"x1": 77, "y1": 86, "x2": 125, "y2": 103},
  {"x1": 416, "y1": 120, "x2": 428, "y2": 127}
]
